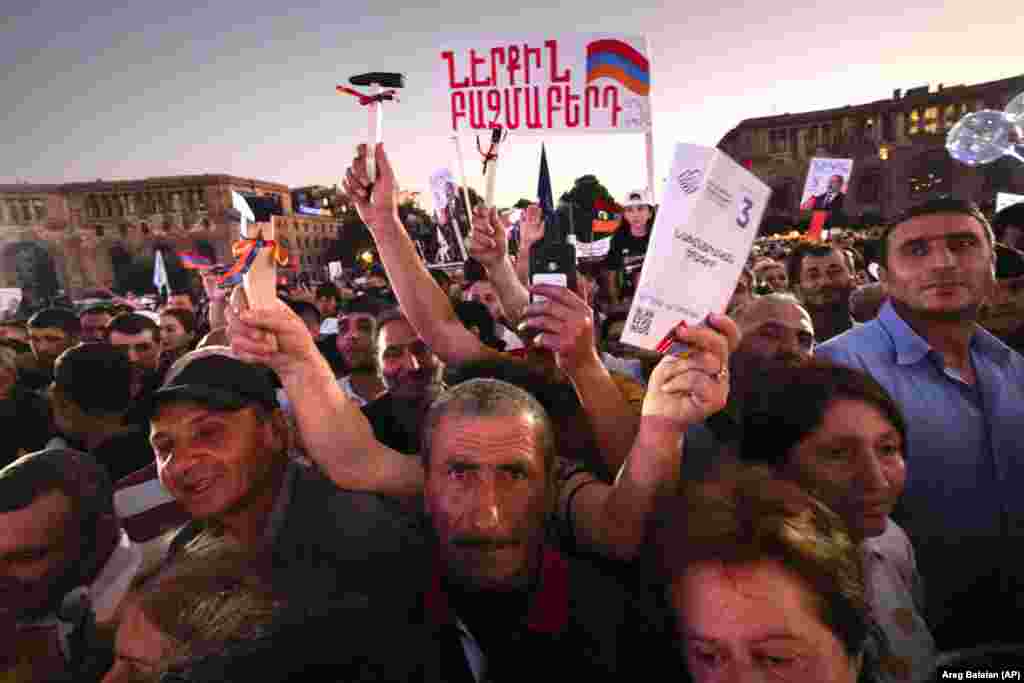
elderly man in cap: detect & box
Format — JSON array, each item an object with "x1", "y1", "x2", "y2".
[
  {"x1": 0, "y1": 449, "x2": 141, "y2": 682},
  {"x1": 145, "y1": 347, "x2": 426, "y2": 607}
]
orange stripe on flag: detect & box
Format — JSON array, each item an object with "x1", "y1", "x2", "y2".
[{"x1": 585, "y1": 64, "x2": 650, "y2": 97}]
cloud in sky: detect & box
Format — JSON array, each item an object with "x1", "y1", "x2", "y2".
[{"x1": 2, "y1": 0, "x2": 1022, "y2": 210}]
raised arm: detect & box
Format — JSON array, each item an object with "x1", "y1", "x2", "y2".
[
  {"x1": 228, "y1": 300, "x2": 423, "y2": 498},
  {"x1": 562, "y1": 314, "x2": 739, "y2": 560},
  {"x1": 521, "y1": 284, "x2": 641, "y2": 473},
  {"x1": 466, "y1": 205, "x2": 530, "y2": 326},
  {"x1": 342, "y1": 143, "x2": 499, "y2": 365}
]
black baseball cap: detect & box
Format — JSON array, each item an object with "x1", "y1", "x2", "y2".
[{"x1": 145, "y1": 346, "x2": 278, "y2": 420}]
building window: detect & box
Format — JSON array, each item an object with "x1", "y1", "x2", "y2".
[
  {"x1": 141, "y1": 223, "x2": 150, "y2": 235},
  {"x1": 944, "y1": 104, "x2": 959, "y2": 130},
  {"x1": 908, "y1": 110, "x2": 921, "y2": 136},
  {"x1": 856, "y1": 170, "x2": 883, "y2": 203},
  {"x1": 119, "y1": 225, "x2": 128, "y2": 239},
  {"x1": 202, "y1": 218, "x2": 210, "y2": 229},
  {"x1": 32, "y1": 199, "x2": 46, "y2": 221},
  {"x1": 770, "y1": 130, "x2": 787, "y2": 153},
  {"x1": 924, "y1": 107, "x2": 939, "y2": 134},
  {"x1": 96, "y1": 225, "x2": 105, "y2": 237}
]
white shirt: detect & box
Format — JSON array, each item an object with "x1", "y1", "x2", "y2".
[{"x1": 90, "y1": 530, "x2": 143, "y2": 622}]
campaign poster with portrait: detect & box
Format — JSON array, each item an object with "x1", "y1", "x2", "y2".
[
  {"x1": 437, "y1": 34, "x2": 652, "y2": 135},
  {"x1": 800, "y1": 157, "x2": 854, "y2": 211},
  {"x1": 429, "y1": 168, "x2": 468, "y2": 264}
]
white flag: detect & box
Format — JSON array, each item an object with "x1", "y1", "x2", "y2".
[
  {"x1": 231, "y1": 191, "x2": 256, "y2": 238},
  {"x1": 153, "y1": 250, "x2": 169, "y2": 295}
]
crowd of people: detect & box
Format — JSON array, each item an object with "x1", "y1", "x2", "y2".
[{"x1": 2, "y1": 143, "x2": 1024, "y2": 682}]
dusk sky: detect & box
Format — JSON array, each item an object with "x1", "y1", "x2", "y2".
[{"x1": 3, "y1": 1, "x2": 1022, "y2": 211}]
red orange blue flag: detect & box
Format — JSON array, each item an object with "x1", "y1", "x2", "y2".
[{"x1": 585, "y1": 39, "x2": 650, "y2": 97}]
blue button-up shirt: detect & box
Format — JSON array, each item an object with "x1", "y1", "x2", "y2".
[{"x1": 817, "y1": 301, "x2": 1024, "y2": 647}]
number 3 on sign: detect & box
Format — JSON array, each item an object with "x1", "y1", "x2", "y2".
[{"x1": 736, "y1": 197, "x2": 754, "y2": 228}]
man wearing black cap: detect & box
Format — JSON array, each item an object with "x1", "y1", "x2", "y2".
[
  {"x1": 147, "y1": 346, "x2": 426, "y2": 606},
  {"x1": 0, "y1": 449, "x2": 140, "y2": 682},
  {"x1": 21, "y1": 308, "x2": 81, "y2": 392},
  {"x1": 47, "y1": 343, "x2": 155, "y2": 481}
]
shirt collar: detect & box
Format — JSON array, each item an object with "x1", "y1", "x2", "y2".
[
  {"x1": 425, "y1": 546, "x2": 570, "y2": 635},
  {"x1": 877, "y1": 300, "x2": 1013, "y2": 367}
]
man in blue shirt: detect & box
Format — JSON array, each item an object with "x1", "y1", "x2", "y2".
[{"x1": 817, "y1": 198, "x2": 1024, "y2": 650}]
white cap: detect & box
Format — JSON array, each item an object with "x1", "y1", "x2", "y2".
[{"x1": 622, "y1": 189, "x2": 652, "y2": 208}]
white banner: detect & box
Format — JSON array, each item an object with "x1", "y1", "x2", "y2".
[
  {"x1": 996, "y1": 192, "x2": 1024, "y2": 213},
  {"x1": 800, "y1": 157, "x2": 854, "y2": 210},
  {"x1": 438, "y1": 34, "x2": 651, "y2": 135},
  {"x1": 622, "y1": 143, "x2": 771, "y2": 351}
]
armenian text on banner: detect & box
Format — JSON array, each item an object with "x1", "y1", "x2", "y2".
[{"x1": 438, "y1": 35, "x2": 651, "y2": 135}]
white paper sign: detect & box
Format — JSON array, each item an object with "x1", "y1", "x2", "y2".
[
  {"x1": 621, "y1": 143, "x2": 771, "y2": 351},
  {"x1": 996, "y1": 192, "x2": 1024, "y2": 213},
  {"x1": 328, "y1": 261, "x2": 343, "y2": 280},
  {"x1": 438, "y1": 34, "x2": 652, "y2": 134},
  {"x1": 799, "y1": 157, "x2": 854, "y2": 209},
  {"x1": 575, "y1": 236, "x2": 612, "y2": 260},
  {"x1": 0, "y1": 288, "x2": 22, "y2": 319}
]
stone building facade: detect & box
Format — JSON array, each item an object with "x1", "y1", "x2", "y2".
[
  {"x1": 261, "y1": 214, "x2": 343, "y2": 279},
  {"x1": 717, "y1": 73, "x2": 1024, "y2": 229},
  {"x1": 0, "y1": 175, "x2": 293, "y2": 300}
]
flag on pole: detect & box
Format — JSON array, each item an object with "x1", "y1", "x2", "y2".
[
  {"x1": 537, "y1": 144, "x2": 554, "y2": 222},
  {"x1": 153, "y1": 250, "x2": 169, "y2": 297},
  {"x1": 231, "y1": 190, "x2": 256, "y2": 238},
  {"x1": 177, "y1": 251, "x2": 214, "y2": 270}
]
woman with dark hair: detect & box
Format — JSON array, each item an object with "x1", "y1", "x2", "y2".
[
  {"x1": 738, "y1": 360, "x2": 936, "y2": 682},
  {"x1": 602, "y1": 190, "x2": 656, "y2": 307},
  {"x1": 656, "y1": 465, "x2": 878, "y2": 682}
]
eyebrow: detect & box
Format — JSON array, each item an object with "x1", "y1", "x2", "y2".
[
  {"x1": 151, "y1": 413, "x2": 223, "y2": 441},
  {"x1": 686, "y1": 631, "x2": 804, "y2": 645}
]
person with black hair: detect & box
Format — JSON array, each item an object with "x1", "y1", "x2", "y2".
[
  {"x1": 22, "y1": 308, "x2": 81, "y2": 391},
  {"x1": 453, "y1": 300, "x2": 506, "y2": 352},
  {"x1": 992, "y1": 201, "x2": 1024, "y2": 251},
  {"x1": 159, "y1": 308, "x2": 197, "y2": 369},
  {"x1": 0, "y1": 344, "x2": 50, "y2": 468},
  {"x1": 314, "y1": 283, "x2": 342, "y2": 336},
  {"x1": 1, "y1": 449, "x2": 141, "y2": 682},
  {"x1": 80, "y1": 305, "x2": 114, "y2": 343},
  {"x1": 108, "y1": 313, "x2": 164, "y2": 401},
  {"x1": 979, "y1": 243, "x2": 1024, "y2": 353},
  {"x1": 817, "y1": 198, "x2": 1024, "y2": 650},
  {"x1": 788, "y1": 242, "x2": 857, "y2": 342},
  {"x1": 47, "y1": 343, "x2": 156, "y2": 480}
]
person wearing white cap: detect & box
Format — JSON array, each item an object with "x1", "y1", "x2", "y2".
[{"x1": 602, "y1": 189, "x2": 655, "y2": 307}]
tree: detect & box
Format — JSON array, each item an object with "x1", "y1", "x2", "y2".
[
  {"x1": 514, "y1": 198, "x2": 533, "y2": 209},
  {"x1": 559, "y1": 174, "x2": 616, "y2": 209}
]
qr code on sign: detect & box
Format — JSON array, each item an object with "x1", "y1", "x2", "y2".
[{"x1": 630, "y1": 308, "x2": 655, "y2": 335}]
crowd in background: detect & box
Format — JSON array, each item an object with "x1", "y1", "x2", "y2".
[{"x1": 2, "y1": 144, "x2": 1024, "y2": 682}]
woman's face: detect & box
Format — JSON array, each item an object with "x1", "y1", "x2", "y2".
[
  {"x1": 624, "y1": 205, "x2": 652, "y2": 232},
  {"x1": 672, "y1": 559, "x2": 860, "y2": 683},
  {"x1": 786, "y1": 399, "x2": 906, "y2": 542}
]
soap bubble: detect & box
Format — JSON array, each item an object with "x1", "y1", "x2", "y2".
[
  {"x1": 1006, "y1": 92, "x2": 1024, "y2": 122},
  {"x1": 946, "y1": 110, "x2": 1019, "y2": 166}
]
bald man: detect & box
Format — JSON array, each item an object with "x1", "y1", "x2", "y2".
[{"x1": 682, "y1": 294, "x2": 815, "y2": 479}]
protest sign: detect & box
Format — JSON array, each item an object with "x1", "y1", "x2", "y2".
[
  {"x1": 621, "y1": 143, "x2": 770, "y2": 351},
  {"x1": 328, "y1": 261, "x2": 343, "y2": 281},
  {"x1": 438, "y1": 35, "x2": 651, "y2": 135},
  {"x1": 996, "y1": 192, "x2": 1024, "y2": 213},
  {"x1": 429, "y1": 168, "x2": 468, "y2": 263},
  {"x1": 0, "y1": 288, "x2": 22, "y2": 319},
  {"x1": 799, "y1": 157, "x2": 853, "y2": 210}
]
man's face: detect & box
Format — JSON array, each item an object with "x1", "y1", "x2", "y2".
[
  {"x1": 881, "y1": 213, "x2": 994, "y2": 322},
  {"x1": 336, "y1": 313, "x2": 376, "y2": 371},
  {"x1": 828, "y1": 175, "x2": 843, "y2": 193},
  {"x1": 109, "y1": 329, "x2": 163, "y2": 385},
  {"x1": 761, "y1": 265, "x2": 789, "y2": 292},
  {"x1": 377, "y1": 320, "x2": 441, "y2": 401},
  {"x1": 165, "y1": 295, "x2": 194, "y2": 312},
  {"x1": 151, "y1": 402, "x2": 282, "y2": 522},
  {"x1": 981, "y1": 274, "x2": 1024, "y2": 338},
  {"x1": 0, "y1": 490, "x2": 80, "y2": 619},
  {"x1": 315, "y1": 295, "x2": 339, "y2": 318},
  {"x1": 159, "y1": 315, "x2": 192, "y2": 353},
  {"x1": 79, "y1": 313, "x2": 111, "y2": 343},
  {"x1": 465, "y1": 281, "x2": 505, "y2": 322},
  {"x1": 736, "y1": 300, "x2": 815, "y2": 370},
  {"x1": 425, "y1": 413, "x2": 550, "y2": 591},
  {"x1": 798, "y1": 250, "x2": 855, "y2": 309},
  {"x1": 28, "y1": 327, "x2": 74, "y2": 367}
]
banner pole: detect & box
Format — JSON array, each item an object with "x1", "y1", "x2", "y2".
[{"x1": 450, "y1": 135, "x2": 471, "y2": 260}]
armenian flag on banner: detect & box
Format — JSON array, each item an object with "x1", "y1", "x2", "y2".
[{"x1": 585, "y1": 38, "x2": 651, "y2": 97}]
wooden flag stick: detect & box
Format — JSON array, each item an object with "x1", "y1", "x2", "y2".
[{"x1": 451, "y1": 135, "x2": 472, "y2": 261}]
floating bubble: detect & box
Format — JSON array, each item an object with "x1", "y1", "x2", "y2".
[
  {"x1": 946, "y1": 110, "x2": 1019, "y2": 166},
  {"x1": 1006, "y1": 91, "x2": 1024, "y2": 122}
]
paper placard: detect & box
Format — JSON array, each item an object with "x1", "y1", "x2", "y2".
[
  {"x1": 799, "y1": 157, "x2": 853, "y2": 210},
  {"x1": 996, "y1": 192, "x2": 1024, "y2": 213},
  {"x1": 0, "y1": 288, "x2": 22, "y2": 319},
  {"x1": 438, "y1": 34, "x2": 652, "y2": 135},
  {"x1": 621, "y1": 143, "x2": 770, "y2": 351},
  {"x1": 575, "y1": 236, "x2": 612, "y2": 260},
  {"x1": 328, "y1": 261, "x2": 343, "y2": 281}
]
